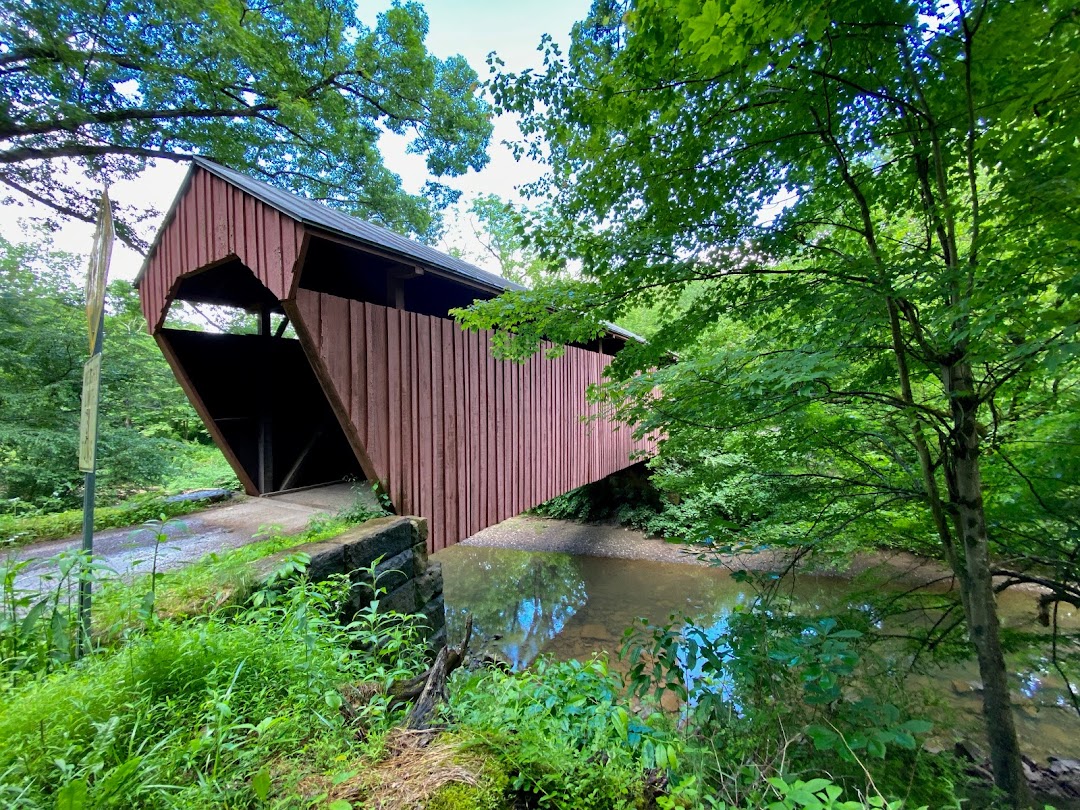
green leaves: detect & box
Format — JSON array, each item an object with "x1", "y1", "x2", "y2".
[
  {"x1": 55, "y1": 779, "x2": 88, "y2": 810},
  {"x1": 448, "y1": 657, "x2": 679, "y2": 808},
  {"x1": 0, "y1": 0, "x2": 492, "y2": 244},
  {"x1": 251, "y1": 767, "x2": 271, "y2": 802}
]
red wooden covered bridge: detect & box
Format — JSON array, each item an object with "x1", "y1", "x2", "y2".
[{"x1": 136, "y1": 158, "x2": 653, "y2": 552}]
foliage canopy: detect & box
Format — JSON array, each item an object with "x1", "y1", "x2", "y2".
[
  {"x1": 458, "y1": 0, "x2": 1080, "y2": 804},
  {"x1": 0, "y1": 0, "x2": 493, "y2": 246}
]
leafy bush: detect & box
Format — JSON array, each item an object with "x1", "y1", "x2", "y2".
[
  {"x1": 532, "y1": 463, "x2": 666, "y2": 529},
  {"x1": 620, "y1": 596, "x2": 956, "y2": 810},
  {"x1": 447, "y1": 656, "x2": 676, "y2": 810},
  {"x1": 162, "y1": 444, "x2": 240, "y2": 494}
]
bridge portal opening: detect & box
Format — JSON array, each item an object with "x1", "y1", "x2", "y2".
[{"x1": 160, "y1": 260, "x2": 364, "y2": 495}]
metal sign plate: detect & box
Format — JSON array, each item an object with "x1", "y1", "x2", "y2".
[{"x1": 78, "y1": 353, "x2": 102, "y2": 472}]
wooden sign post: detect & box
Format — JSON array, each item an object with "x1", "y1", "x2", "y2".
[{"x1": 76, "y1": 191, "x2": 113, "y2": 659}]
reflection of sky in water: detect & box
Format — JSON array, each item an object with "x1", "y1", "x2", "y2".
[
  {"x1": 437, "y1": 545, "x2": 1080, "y2": 759},
  {"x1": 498, "y1": 594, "x2": 584, "y2": 669},
  {"x1": 440, "y1": 547, "x2": 588, "y2": 670}
]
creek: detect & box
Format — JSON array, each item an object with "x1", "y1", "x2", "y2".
[{"x1": 436, "y1": 544, "x2": 1080, "y2": 764}]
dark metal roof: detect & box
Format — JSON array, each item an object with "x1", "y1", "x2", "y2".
[
  {"x1": 190, "y1": 157, "x2": 527, "y2": 296},
  {"x1": 139, "y1": 157, "x2": 642, "y2": 342}
]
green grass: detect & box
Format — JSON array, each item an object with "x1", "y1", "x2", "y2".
[
  {"x1": 1, "y1": 445, "x2": 241, "y2": 548},
  {"x1": 94, "y1": 512, "x2": 383, "y2": 638},
  {"x1": 0, "y1": 573, "x2": 430, "y2": 809},
  {"x1": 0, "y1": 492, "x2": 230, "y2": 548}
]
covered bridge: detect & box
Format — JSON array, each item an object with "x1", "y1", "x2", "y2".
[{"x1": 136, "y1": 158, "x2": 653, "y2": 552}]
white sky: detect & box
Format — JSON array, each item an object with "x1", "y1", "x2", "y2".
[{"x1": 0, "y1": 0, "x2": 590, "y2": 281}]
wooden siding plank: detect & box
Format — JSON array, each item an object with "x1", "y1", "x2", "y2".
[
  {"x1": 387, "y1": 308, "x2": 402, "y2": 511},
  {"x1": 496, "y1": 355, "x2": 505, "y2": 521},
  {"x1": 417, "y1": 315, "x2": 432, "y2": 529},
  {"x1": 212, "y1": 173, "x2": 229, "y2": 259},
  {"x1": 356, "y1": 302, "x2": 373, "y2": 444},
  {"x1": 535, "y1": 354, "x2": 544, "y2": 507},
  {"x1": 454, "y1": 325, "x2": 467, "y2": 540},
  {"x1": 411, "y1": 313, "x2": 421, "y2": 518},
  {"x1": 476, "y1": 330, "x2": 486, "y2": 527},
  {"x1": 263, "y1": 205, "x2": 283, "y2": 298},
  {"x1": 469, "y1": 330, "x2": 480, "y2": 536},
  {"x1": 191, "y1": 171, "x2": 204, "y2": 269},
  {"x1": 484, "y1": 331, "x2": 496, "y2": 527},
  {"x1": 440, "y1": 319, "x2": 457, "y2": 548},
  {"x1": 431, "y1": 319, "x2": 446, "y2": 550},
  {"x1": 280, "y1": 215, "x2": 296, "y2": 297},
  {"x1": 398, "y1": 310, "x2": 413, "y2": 514},
  {"x1": 294, "y1": 289, "x2": 321, "y2": 347},
  {"x1": 320, "y1": 294, "x2": 350, "y2": 413},
  {"x1": 458, "y1": 326, "x2": 470, "y2": 538},
  {"x1": 367, "y1": 305, "x2": 388, "y2": 486},
  {"x1": 509, "y1": 360, "x2": 518, "y2": 514},
  {"x1": 226, "y1": 185, "x2": 237, "y2": 248},
  {"x1": 243, "y1": 192, "x2": 258, "y2": 275}
]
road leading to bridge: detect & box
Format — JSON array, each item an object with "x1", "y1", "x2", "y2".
[{"x1": 8, "y1": 483, "x2": 370, "y2": 594}]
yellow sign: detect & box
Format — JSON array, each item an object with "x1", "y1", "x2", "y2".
[
  {"x1": 78, "y1": 353, "x2": 102, "y2": 472},
  {"x1": 85, "y1": 191, "x2": 114, "y2": 353}
]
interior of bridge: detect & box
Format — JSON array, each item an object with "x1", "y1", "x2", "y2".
[{"x1": 161, "y1": 259, "x2": 364, "y2": 495}]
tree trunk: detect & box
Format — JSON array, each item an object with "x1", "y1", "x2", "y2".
[{"x1": 944, "y1": 363, "x2": 1031, "y2": 808}]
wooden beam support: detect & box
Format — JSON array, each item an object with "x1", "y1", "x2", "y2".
[
  {"x1": 258, "y1": 302, "x2": 274, "y2": 492},
  {"x1": 387, "y1": 274, "x2": 405, "y2": 310},
  {"x1": 279, "y1": 423, "x2": 326, "y2": 492}
]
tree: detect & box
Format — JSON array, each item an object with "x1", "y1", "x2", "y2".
[
  {"x1": 0, "y1": 233, "x2": 199, "y2": 509},
  {"x1": 0, "y1": 0, "x2": 493, "y2": 247},
  {"x1": 446, "y1": 193, "x2": 561, "y2": 286},
  {"x1": 458, "y1": 0, "x2": 1080, "y2": 805},
  {"x1": 468, "y1": 194, "x2": 555, "y2": 286}
]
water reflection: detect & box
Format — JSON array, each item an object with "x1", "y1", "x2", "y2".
[
  {"x1": 440, "y1": 546, "x2": 765, "y2": 668},
  {"x1": 437, "y1": 544, "x2": 1080, "y2": 760},
  {"x1": 442, "y1": 548, "x2": 587, "y2": 669}
]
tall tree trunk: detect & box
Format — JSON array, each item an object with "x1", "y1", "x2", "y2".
[{"x1": 944, "y1": 362, "x2": 1031, "y2": 808}]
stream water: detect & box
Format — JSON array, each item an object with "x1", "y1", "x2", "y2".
[{"x1": 436, "y1": 545, "x2": 1080, "y2": 763}]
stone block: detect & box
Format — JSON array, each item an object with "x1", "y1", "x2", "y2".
[
  {"x1": 408, "y1": 516, "x2": 429, "y2": 548},
  {"x1": 422, "y1": 594, "x2": 446, "y2": 632},
  {"x1": 372, "y1": 548, "x2": 417, "y2": 592},
  {"x1": 415, "y1": 562, "x2": 443, "y2": 604},
  {"x1": 252, "y1": 539, "x2": 345, "y2": 584},
  {"x1": 381, "y1": 580, "x2": 420, "y2": 615},
  {"x1": 251, "y1": 514, "x2": 433, "y2": 625},
  {"x1": 340, "y1": 516, "x2": 416, "y2": 573},
  {"x1": 426, "y1": 625, "x2": 447, "y2": 652}
]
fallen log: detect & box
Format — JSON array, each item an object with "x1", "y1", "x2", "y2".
[{"x1": 341, "y1": 614, "x2": 474, "y2": 733}]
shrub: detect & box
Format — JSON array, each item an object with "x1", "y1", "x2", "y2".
[{"x1": 447, "y1": 657, "x2": 676, "y2": 810}]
